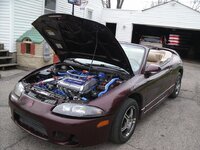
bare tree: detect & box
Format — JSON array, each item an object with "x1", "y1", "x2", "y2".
[
  {"x1": 102, "y1": 0, "x2": 125, "y2": 9},
  {"x1": 117, "y1": 0, "x2": 125, "y2": 8},
  {"x1": 192, "y1": 0, "x2": 200, "y2": 10},
  {"x1": 150, "y1": 0, "x2": 170, "y2": 7}
]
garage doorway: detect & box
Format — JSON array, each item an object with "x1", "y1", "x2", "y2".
[
  {"x1": 106, "y1": 23, "x2": 117, "y2": 36},
  {"x1": 131, "y1": 24, "x2": 200, "y2": 60}
]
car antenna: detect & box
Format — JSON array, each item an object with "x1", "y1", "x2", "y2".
[{"x1": 89, "y1": 29, "x2": 99, "y2": 73}]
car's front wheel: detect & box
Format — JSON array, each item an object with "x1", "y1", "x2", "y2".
[
  {"x1": 110, "y1": 98, "x2": 139, "y2": 144},
  {"x1": 169, "y1": 72, "x2": 182, "y2": 98}
]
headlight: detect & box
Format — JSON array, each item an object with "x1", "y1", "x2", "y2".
[
  {"x1": 13, "y1": 82, "x2": 24, "y2": 97},
  {"x1": 52, "y1": 103, "x2": 104, "y2": 118}
]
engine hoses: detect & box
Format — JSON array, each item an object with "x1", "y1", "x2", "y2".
[{"x1": 98, "y1": 78, "x2": 119, "y2": 97}]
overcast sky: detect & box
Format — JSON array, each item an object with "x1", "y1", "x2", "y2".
[{"x1": 110, "y1": 0, "x2": 193, "y2": 10}]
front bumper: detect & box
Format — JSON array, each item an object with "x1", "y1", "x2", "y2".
[{"x1": 9, "y1": 92, "x2": 113, "y2": 146}]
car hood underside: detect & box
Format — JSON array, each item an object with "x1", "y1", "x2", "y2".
[{"x1": 32, "y1": 14, "x2": 133, "y2": 74}]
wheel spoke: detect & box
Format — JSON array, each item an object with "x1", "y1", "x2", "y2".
[
  {"x1": 121, "y1": 124, "x2": 127, "y2": 132},
  {"x1": 121, "y1": 106, "x2": 137, "y2": 137},
  {"x1": 129, "y1": 108, "x2": 134, "y2": 118},
  {"x1": 124, "y1": 113, "x2": 130, "y2": 120}
]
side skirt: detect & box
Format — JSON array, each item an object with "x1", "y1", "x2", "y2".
[{"x1": 140, "y1": 84, "x2": 175, "y2": 117}]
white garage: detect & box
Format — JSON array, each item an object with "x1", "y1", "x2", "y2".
[{"x1": 101, "y1": 1, "x2": 200, "y2": 60}]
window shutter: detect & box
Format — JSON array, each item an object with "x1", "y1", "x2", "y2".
[
  {"x1": 53, "y1": 54, "x2": 60, "y2": 63},
  {"x1": 21, "y1": 43, "x2": 26, "y2": 54},
  {"x1": 30, "y1": 43, "x2": 35, "y2": 55}
]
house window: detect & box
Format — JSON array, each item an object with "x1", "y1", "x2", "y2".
[
  {"x1": 44, "y1": 0, "x2": 56, "y2": 14},
  {"x1": 87, "y1": 9, "x2": 93, "y2": 20}
]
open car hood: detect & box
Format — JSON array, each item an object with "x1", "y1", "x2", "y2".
[{"x1": 32, "y1": 14, "x2": 133, "y2": 75}]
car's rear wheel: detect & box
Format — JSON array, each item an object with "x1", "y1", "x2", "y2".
[
  {"x1": 110, "y1": 98, "x2": 139, "y2": 144},
  {"x1": 169, "y1": 72, "x2": 182, "y2": 98}
]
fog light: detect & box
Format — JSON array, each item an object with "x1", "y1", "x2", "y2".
[
  {"x1": 97, "y1": 120, "x2": 109, "y2": 128},
  {"x1": 10, "y1": 93, "x2": 19, "y2": 102}
]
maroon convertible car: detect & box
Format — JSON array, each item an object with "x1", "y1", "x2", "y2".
[{"x1": 9, "y1": 14, "x2": 183, "y2": 146}]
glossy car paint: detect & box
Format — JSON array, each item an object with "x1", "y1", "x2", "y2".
[
  {"x1": 9, "y1": 92, "x2": 113, "y2": 146},
  {"x1": 9, "y1": 14, "x2": 183, "y2": 147},
  {"x1": 9, "y1": 46, "x2": 183, "y2": 146}
]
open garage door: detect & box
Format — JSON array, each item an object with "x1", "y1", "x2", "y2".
[{"x1": 131, "y1": 24, "x2": 200, "y2": 60}]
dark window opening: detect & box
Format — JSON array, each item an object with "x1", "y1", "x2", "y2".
[
  {"x1": 25, "y1": 43, "x2": 31, "y2": 54},
  {"x1": 106, "y1": 23, "x2": 117, "y2": 36},
  {"x1": 45, "y1": 0, "x2": 56, "y2": 14}
]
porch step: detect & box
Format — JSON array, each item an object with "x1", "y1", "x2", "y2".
[
  {"x1": 0, "y1": 56, "x2": 12, "y2": 59},
  {"x1": 0, "y1": 50, "x2": 8, "y2": 52},
  {"x1": 0, "y1": 63, "x2": 17, "y2": 69}
]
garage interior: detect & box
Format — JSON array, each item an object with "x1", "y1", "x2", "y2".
[{"x1": 132, "y1": 24, "x2": 200, "y2": 61}]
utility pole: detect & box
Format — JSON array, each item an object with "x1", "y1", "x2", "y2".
[{"x1": 72, "y1": 4, "x2": 74, "y2": 15}]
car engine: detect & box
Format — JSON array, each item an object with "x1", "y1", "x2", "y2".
[
  {"x1": 24, "y1": 64, "x2": 124, "y2": 105},
  {"x1": 57, "y1": 70, "x2": 98, "y2": 94}
]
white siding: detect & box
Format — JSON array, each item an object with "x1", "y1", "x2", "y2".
[
  {"x1": 56, "y1": 0, "x2": 73, "y2": 14},
  {"x1": 101, "y1": 9, "x2": 138, "y2": 42},
  {"x1": 13, "y1": 0, "x2": 44, "y2": 52},
  {"x1": 56, "y1": 0, "x2": 85, "y2": 17},
  {"x1": 85, "y1": 0, "x2": 103, "y2": 22},
  {"x1": 57, "y1": 0, "x2": 103, "y2": 22},
  {"x1": 0, "y1": 0, "x2": 11, "y2": 50},
  {"x1": 133, "y1": 2, "x2": 200, "y2": 30}
]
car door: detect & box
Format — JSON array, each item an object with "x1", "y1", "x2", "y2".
[{"x1": 142, "y1": 64, "x2": 172, "y2": 113}]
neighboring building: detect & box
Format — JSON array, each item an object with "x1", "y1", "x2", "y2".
[
  {"x1": 0, "y1": 0, "x2": 103, "y2": 53},
  {"x1": 0, "y1": 0, "x2": 103, "y2": 68},
  {"x1": 102, "y1": 1, "x2": 200, "y2": 60}
]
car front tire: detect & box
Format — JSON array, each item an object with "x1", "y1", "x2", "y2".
[{"x1": 110, "y1": 98, "x2": 139, "y2": 144}]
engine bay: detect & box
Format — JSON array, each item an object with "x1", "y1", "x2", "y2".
[{"x1": 22, "y1": 63, "x2": 128, "y2": 105}]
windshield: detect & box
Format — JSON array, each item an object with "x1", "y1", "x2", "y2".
[
  {"x1": 121, "y1": 44, "x2": 145, "y2": 72},
  {"x1": 65, "y1": 44, "x2": 145, "y2": 73}
]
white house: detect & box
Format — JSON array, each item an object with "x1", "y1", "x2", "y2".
[{"x1": 0, "y1": 0, "x2": 103, "y2": 53}]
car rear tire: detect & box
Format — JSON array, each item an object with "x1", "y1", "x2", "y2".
[
  {"x1": 169, "y1": 72, "x2": 182, "y2": 98},
  {"x1": 110, "y1": 98, "x2": 139, "y2": 144}
]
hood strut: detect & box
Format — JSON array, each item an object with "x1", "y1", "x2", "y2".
[{"x1": 89, "y1": 30, "x2": 98, "y2": 72}]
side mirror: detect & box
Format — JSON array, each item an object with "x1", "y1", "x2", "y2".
[{"x1": 144, "y1": 64, "x2": 161, "y2": 78}]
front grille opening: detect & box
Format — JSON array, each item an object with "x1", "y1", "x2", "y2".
[
  {"x1": 52, "y1": 131, "x2": 79, "y2": 145},
  {"x1": 14, "y1": 112, "x2": 48, "y2": 139},
  {"x1": 68, "y1": 135, "x2": 79, "y2": 145},
  {"x1": 53, "y1": 131, "x2": 69, "y2": 142}
]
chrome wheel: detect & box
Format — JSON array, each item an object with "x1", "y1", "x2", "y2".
[
  {"x1": 169, "y1": 73, "x2": 182, "y2": 98},
  {"x1": 110, "y1": 99, "x2": 138, "y2": 144},
  {"x1": 175, "y1": 75, "x2": 181, "y2": 95},
  {"x1": 121, "y1": 106, "x2": 136, "y2": 137}
]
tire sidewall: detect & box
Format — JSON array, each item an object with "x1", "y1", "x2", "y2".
[{"x1": 110, "y1": 98, "x2": 139, "y2": 144}]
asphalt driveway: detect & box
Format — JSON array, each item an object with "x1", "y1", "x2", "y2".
[{"x1": 0, "y1": 61, "x2": 200, "y2": 150}]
